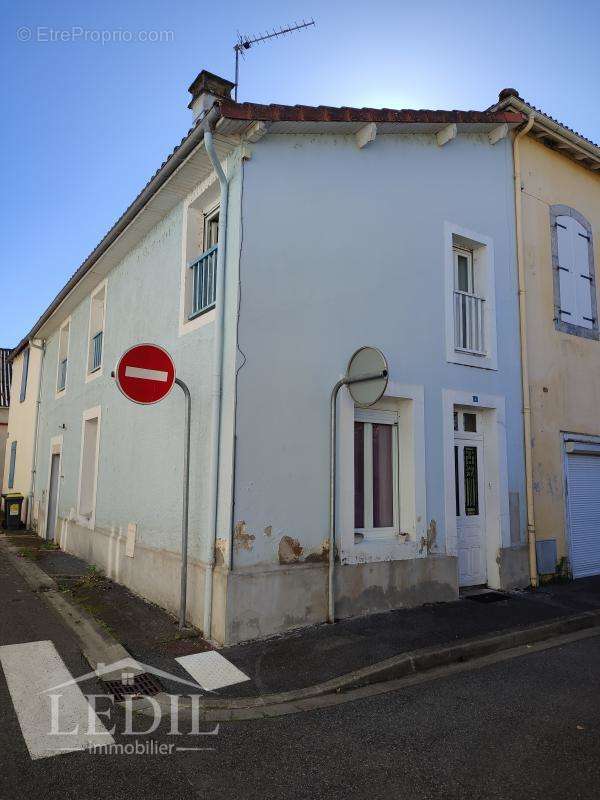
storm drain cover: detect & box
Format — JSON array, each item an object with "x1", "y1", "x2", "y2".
[
  {"x1": 466, "y1": 591, "x2": 509, "y2": 604},
  {"x1": 102, "y1": 672, "x2": 162, "y2": 702}
]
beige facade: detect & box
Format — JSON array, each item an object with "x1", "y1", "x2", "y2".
[
  {"x1": 520, "y1": 126, "x2": 600, "y2": 571},
  {"x1": 3, "y1": 344, "x2": 44, "y2": 521},
  {"x1": 490, "y1": 87, "x2": 600, "y2": 580}
]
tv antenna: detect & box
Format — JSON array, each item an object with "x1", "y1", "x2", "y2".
[{"x1": 233, "y1": 19, "x2": 316, "y2": 101}]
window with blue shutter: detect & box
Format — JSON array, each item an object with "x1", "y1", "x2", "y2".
[
  {"x1": 8, "y1": 441, "x2": 16, "y2": 489},
  {"x1": 19, "y1": 348, "x2": 29, "y2": 402},
  {"x1": 552, "y1": 206, "x2": 597, "y2": 340}
]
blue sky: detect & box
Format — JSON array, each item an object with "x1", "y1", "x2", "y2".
[{"x1": 2, "y1": 0, "x2": 599, "y2": 346}]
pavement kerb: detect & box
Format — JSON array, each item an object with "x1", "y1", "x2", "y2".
[
  {"x1": 193, "y1": 607, "x2": 600, "y2": 710},
  {"x1": 4, "y1": 535, "x2": 600, "y2": 718},
  {"x1": 0, "y1": 536, "x2": 130, "y2": 668}
]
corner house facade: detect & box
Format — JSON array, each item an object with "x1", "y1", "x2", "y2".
[
  {"x1": 491, "y1": 89, "x2": 600, "y2": 581},
  {"x1": 12, "y1": 72, "x2": 528, "y2": 644}
]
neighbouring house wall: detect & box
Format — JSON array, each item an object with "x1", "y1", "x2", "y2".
[
  {"x1": 0, "y1": 407, "x2": 8, "y2": 494},
  {"x1": 33, "y1": 154, "x2": 243, "y2": 639},
  {"x1": 230, "y1": 132, "x2": 526, "y2": 639},
  {"x1": 520, "y1": 136, "x2": 600, "y2": 564},
  {"x1": 3, "y1": 347, "x2": 43, "y2": 518}
]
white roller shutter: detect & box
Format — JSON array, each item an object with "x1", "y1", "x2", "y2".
[{"x1": 566, "y1": 453, "x2": 600, "y2": 578}]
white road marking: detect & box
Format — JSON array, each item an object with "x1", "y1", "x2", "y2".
[
  {"x1": 0, "y1": 640, "x2": 114, "y2": 760},
  {"x1": 175, "y1": 651, "x2": 250, "y2": 691},
  {"x1": 124, "y1": 366, "x2": 168, "y2": 381}
]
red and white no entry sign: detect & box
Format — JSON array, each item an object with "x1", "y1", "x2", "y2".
[{"x1": 116, "y1": 343, "x2": 176, "y2": 405}]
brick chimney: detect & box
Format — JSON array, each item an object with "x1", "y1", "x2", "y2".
[{"x1": 188, "y1": 70, "x2": 235, "y2": 120}]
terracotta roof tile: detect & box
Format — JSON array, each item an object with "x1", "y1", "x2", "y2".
[{"x1": 218, "y1": 99, "x2": 523, "y2": 126}]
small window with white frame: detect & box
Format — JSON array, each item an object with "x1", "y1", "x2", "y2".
[
  {"x1": 354, "y1": 409, "x2": 399, "y2": 536},
  {"x1": 453, "y1": 245, "x2": 485, "y2": 355},
  {"x1": 187, "y1": 205, "x2": 219, "y2": 320},
  {"x1": 87, "y1": 283, "x2": 106, "y2": 377},
  {"x1": 445, "y1": 223, "x2": 497, "y2": 371},
  {"x1": 56, "y1": 319, "x2": 70, "y2": 394}
]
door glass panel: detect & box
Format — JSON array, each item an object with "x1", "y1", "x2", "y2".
[
  {"x1": 463, "y1": 412, "x2": 477, "y2": 432},
  {"x1": 354, "y1": 422, "x2": 364, "y2": 529},
  {"x1": 464, "y1": 446, "x2": 479, "y2": 516},
  {"x1": 372, "y1": 423, "x2": 394, "y2": 527}
]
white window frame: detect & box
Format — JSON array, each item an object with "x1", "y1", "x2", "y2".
[
  {"x1": 55, "y1": 316, "x2": 71, "y2": 398},
  {"x1": 444, "y1": 222, "x2": 498, "y2": 370},
  {"x1": 454, "y1": 247, "x2": 474, "y2": 294},
  {"x1": 338, "y1": 382, "x2": 427, "y2": 565},
  {"x1": 85, "y1": 280, "x2": 107, "y2": 382},
  {"x1": 354, "y1": 408, "x2": 400, "y2": 539},
  {"x1": 76, "y1": 406, "x2": 102, "y2": 529},
  {"x1": 178, "y1": 174, "x2": 220, "y2": 337}
]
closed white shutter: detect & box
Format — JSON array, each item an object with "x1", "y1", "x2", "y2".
[
  {"x1": 567, "y1": 453, "x2": 600, "y2": 578},
  {"x1": 557, "y1": 215, "x2": 594, "y2": 329},
  {"x1": 556, "y1": 216, "x2": 577, "y2": 323},
  {"x1": 574, "y1": 219, "x2": 594, "y2": 329}
]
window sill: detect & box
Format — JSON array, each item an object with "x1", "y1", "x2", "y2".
[
  {"x1": 188, "y1": 303, "x2": 216, "y2": 322},
  {"x1": 454, "y1": 347, "x2": 486, "y2": 357},
  {"x1": 85, "y1": 366, "x2": 103, "y2": 384},
  {"x1": 554, "y1": 319, "x2": 600, "y2": 341}
]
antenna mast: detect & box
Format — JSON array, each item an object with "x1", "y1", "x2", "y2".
[{"x1": 234, "y1": 19, "x2": 316, "y2": 101}]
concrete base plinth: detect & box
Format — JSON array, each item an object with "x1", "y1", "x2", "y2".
[
  {"x1": 54, "y1": 517, "x2": 460, "y2": 646},
  {"x1": 498, "y1": 545, "x2": 531, "y2": 590}
]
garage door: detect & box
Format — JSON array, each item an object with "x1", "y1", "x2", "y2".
[{"x1": 566, "y1": 453, "x2": 600, "y2": 578}]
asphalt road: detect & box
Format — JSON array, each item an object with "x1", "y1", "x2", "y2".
[{"x1": 1, "y1": 555, "x2": 600, "y2": 800}]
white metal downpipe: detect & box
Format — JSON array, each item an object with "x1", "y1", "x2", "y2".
[
  {"x1": 202, "y1": 115, "x2": 229, "y2": 639},
  {"x1": 513, "y1": 112, "x2": 538, "y2": 588},
  {"x1": 27, "y1": 338, "x2": 46, "y2": 530}
]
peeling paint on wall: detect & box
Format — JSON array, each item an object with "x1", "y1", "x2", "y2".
[
  {"x1": 419, "y1": 519, "x2": 437, "y2": 555},
  {"x1": 304, "y1": 539, "x2": 330, "y2": 563},
  {"x1": 263, "y1": 525, "x2": 272, "y2": 537},
  {"x1": 233, "y1": 521, "x2": 255, "y2": 551},
  {"x1": 215, "y1": 537, "x2": 229, "y2": 566},
  {"x1": 278, "y1": 535, "x2": 303, "y2": 564}
]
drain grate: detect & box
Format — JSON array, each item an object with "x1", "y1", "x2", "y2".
[
  {"x1": 102, "y1": 672, "x2": 163, "y2": 702},
  {"x1": 466, "y1": 591, "x2": 509, "y2": 604}
]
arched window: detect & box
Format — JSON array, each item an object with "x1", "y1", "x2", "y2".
[{"x1": 551, "y1": 205, "x2": 597, "y2": 339}]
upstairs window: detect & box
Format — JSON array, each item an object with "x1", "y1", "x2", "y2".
[
  {"x1": 188, "y1": 206, "x2": 219, "y2": 320},
  {"x1": 56, "y1": 320, "x2": 70, "y2": 393},
  {"x1": 453, "y1": 246, "x2": 485, "y2": 356},
  {"x1": 445, "y1": 223, "x2": 497, "y2": 371},
  {"x1": 87, "y1": 283, "x2": 106, "y2": 376},
  {"x1": 552, "y1": 206, "x2": 597, "y2": 339},
  {"x1": 19, "y1": 348, "x2": 30, "y2": 402}
]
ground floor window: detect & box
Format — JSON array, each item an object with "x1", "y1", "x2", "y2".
[
  {"x1": 78, "y1": 408, "x2": 101, "y2": 523},
  {"x1": 354, "y1": 409, "x2": 399, "y2": 536}
]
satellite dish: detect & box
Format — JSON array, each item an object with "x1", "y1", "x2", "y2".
[{"x1": 346, "y1": 346, "x2": 389, "y2": 407}]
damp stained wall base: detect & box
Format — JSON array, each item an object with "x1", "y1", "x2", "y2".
[{"x1": 224, "y1": 555, "x2": 459, "y2": 645}]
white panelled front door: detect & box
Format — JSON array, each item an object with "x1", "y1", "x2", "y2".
[{"x1": 454, "y1": 410, "x2": 486, "y2": 586}]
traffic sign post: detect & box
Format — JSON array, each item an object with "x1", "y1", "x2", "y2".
[
  {"x1": 328, "y1": 347, "x2": 389, "y2": 625},
  {"x1": 115, "y1": 344, "x2": 191, "y2": 631}
]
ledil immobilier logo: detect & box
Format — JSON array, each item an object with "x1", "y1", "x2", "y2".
[{"x1": 0, "y1": 641, "x2": 252, "y2": 759}]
